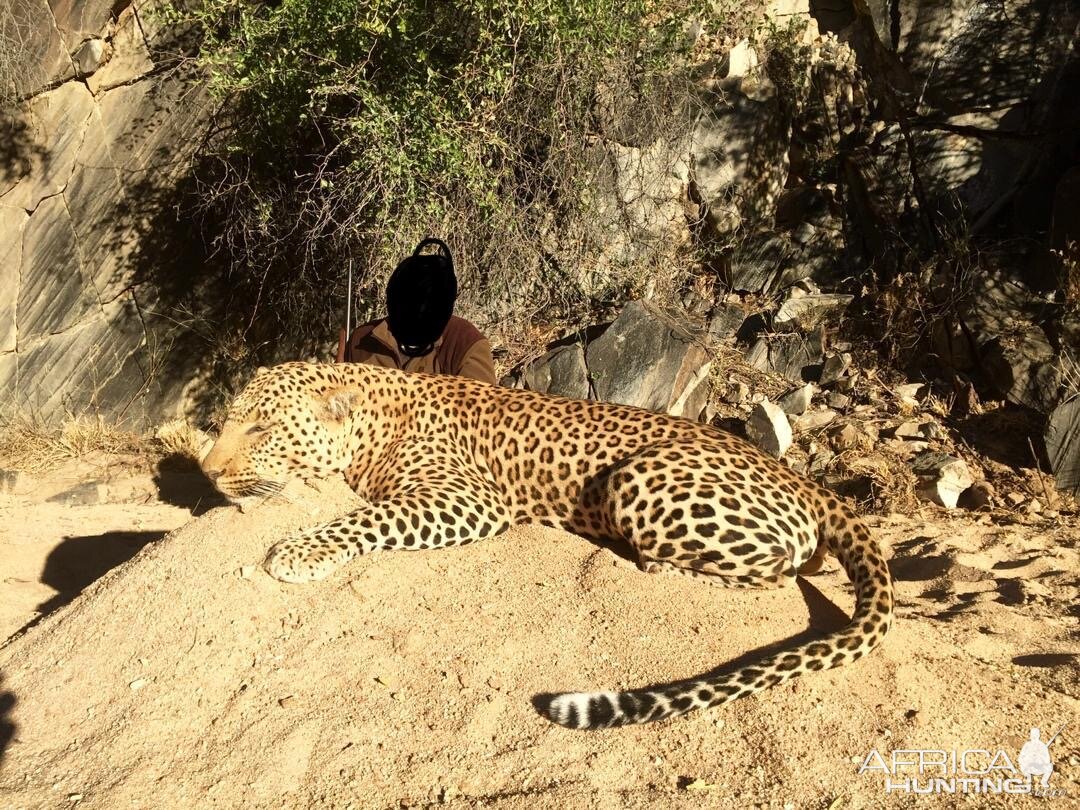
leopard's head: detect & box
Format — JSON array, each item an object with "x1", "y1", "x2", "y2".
[{"x1": 201, "y1": 363, "x2": 361, "y2": 502}]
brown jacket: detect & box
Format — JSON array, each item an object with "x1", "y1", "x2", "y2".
[{"x1": 337, "y1": 316, "x2": 497, "y2": 384}]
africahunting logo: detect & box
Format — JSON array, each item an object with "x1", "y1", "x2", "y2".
[{"x1": 858, "y1": 723, "x2": 1069, "y2": 797}]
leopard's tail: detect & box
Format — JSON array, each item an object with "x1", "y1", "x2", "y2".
[{"x1": 534, "y1": 504, "x2": 893, "y2": 729}]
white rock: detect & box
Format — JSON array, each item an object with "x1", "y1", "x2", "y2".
[
  {"x1": 912, "y1": 452, "x2": 974, "y2": 509},
  {"x1": 747, "y1": 399, "x2": 792, "y2": 457}
]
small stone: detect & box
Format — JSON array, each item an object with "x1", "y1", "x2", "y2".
[
  {"x1": 724, "y1": 381, "x2": 751, "y2": 405},
  {"x1": 238, "y1": 565, "x2": 256, "y2": 579},
  {"x1": 793, "y1": 409, "x2": 838, "y2": 433},
  {"x1": 1005, "y1": 492, "x2": 1026, "y2": 508},
  {"x1": 912, "y1": 452, "x2": 974, "y2": 509},
  {"x1": 129, "y1": 678, "x2": 147, "y2": 690},
  {"x1": 374, "y1": 674, "x2": 399, "y2": 690},
  {"x1": 486, "y1": 675, "x2": 503, "y2": 690},
  {"x1": 68, "y1": 794, "x2": 83, "y2": 803},
  {"x1": 1025, "y1": 498, "x2": 1043, "y2": 515},
  {"x1": 278, "y1": 695, "x2": 295, "y2": 708},
  {"x1": 774, "y1": 293, "x2": 853, "y2": 331},
  {"x1": 829, "y1": 423, "x2": 862, "y2": 452},
  {"x1": 894, "y1": 383, "x2": 926, "y2": 407},
  {"x1": 826, "y1": 392, "x2": 850, "y2": 410},
  {"x1": 778, "y1": 384, "x2": 815, "y2": 416},
  {"x1": 73, "y1": 39, "x2": 106, "y2": 75},
  {"x1": 893, "y1": 420, "x2": 941, "y2": 441},
  {"x1": 746, "y1": 400, "x2": 792, "y2": 457}
]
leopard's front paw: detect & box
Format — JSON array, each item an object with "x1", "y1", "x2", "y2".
[{"x1": 263, "y1": 533, "x2": 354, "y2": 583}]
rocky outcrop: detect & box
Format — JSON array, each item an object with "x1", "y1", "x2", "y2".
[
  {"x1": 512, "y1": 301, "x2": 713, "y2": 420},
  {"x1": 0, "y1": 1, "x2": 212, "y2": 425}
]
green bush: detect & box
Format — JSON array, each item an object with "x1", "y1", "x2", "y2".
[{"x1": 165, "y1": 0, "x2": 732, "y2": 351}]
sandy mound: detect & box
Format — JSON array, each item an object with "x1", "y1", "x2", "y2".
[{"x1": 0, "y1": 478, "x2": 1077, "y2": 808}]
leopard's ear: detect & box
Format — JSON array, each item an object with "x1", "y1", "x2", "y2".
[{"x1": 321, "y1": 387, "x2": 362, "y2": 422}]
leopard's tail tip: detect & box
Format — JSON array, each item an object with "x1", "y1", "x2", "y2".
[{"x1": 532, "y1": 690, "x2": 625, "y2": 730}]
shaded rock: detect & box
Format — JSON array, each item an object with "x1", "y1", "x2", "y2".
[
  {"x1": 745, "y1": 328, "x2": 825, "y2": 383},
  {"x1": 950, "y1": 378, "x2": 980, "y2": 418},
  {"x1": 47, "y1": 481, "x2": 105, "y2": 506},
  {"x1": 707, "y1": 301, "x2": 747, "y2": 341},
  {"x1": 818, "y1": 352, "x2": 852, "y2": 386},
  {"x1": 958, "y1": 481, "x2": 995, "y2": 511},
  {"x1": 521, "y1": 344, "x2": 589, "y2": 401},
  {"x1": 692, "y1": 73, "x2": 790, "y2": 241},
  {"x1": 0, "y1": 81, "x2": 97, "y2": 211},
  {"x1": 0, "y1": 208, "x2": 26, "y2": 352},
  {"x1": 726, "y1": 235, "x2": 792, "y2": 294},
  {"x1": 586, "y1": 301, "x2": 712, "y2": 418},
  {"x1": 722, "y1": 381, "x2": 750, "y2": 406},
  {"x1": 1050, "y1": 165, "x2": 1080, "y2": 251},
  {"x1": 746, "y1": 400, "x2": 792, "y2": 457},
  {"x1": 777, "y1": 384, "x2": 815, "y2": 416},
  {"x1": 774, "y1": 292, "x2": 854, "y2": 332},
  {"x1": 982, "y1": 330, "x2": 1062, "y2": 413},
  {"x1": 774, "y1": 185, "x2": 832, "y2": 229},
  {"x1": 17, "y1": 195, "x2": 100, "y2": 340},
  {"x1": 826, "y1": 391, "x2": 850, "y2": 410},
  {"x1": 912, "y1": 451, "x2": 974, "y2": 509},
  {"x1": 1045, "y1": 397, "x2": 1080, "y2": 496}
]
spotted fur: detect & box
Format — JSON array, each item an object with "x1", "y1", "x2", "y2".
[{"x1": 203, "y1": 362, "x2": 894, "y2": 729}]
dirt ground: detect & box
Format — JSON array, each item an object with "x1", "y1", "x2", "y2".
[{"x1": 0, "y1": 459, "x2": 1077, "y2": 809}]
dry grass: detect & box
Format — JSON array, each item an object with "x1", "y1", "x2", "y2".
[
  {"x1": 826, "y1": 448, "x2": 921, "y2": 515},
  {"x1": 0, "y1": 416, "x2": 148, "y2": 472},
  {"x1": 0, "y1": 415, "x2": 215, "y2": 473},
  {"x1": 154, "y1": 419, "x2": 212, "y2": 462}
]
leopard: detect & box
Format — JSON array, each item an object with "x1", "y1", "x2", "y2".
[{"x1": 202, "y1": 361, "x2": 894, "y2": 729}]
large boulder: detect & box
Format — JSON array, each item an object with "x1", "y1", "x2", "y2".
[{"x1": 585, "y1": 301, "x2": 712, "y2": 418}]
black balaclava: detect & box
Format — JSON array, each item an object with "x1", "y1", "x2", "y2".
[{"x1": 385, "y1": 238, "x2": 457, "y2": 358}]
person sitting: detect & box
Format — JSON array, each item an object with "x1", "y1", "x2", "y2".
[{"x1": 337, "y1": 238, "x2": 497, "y2": 384}]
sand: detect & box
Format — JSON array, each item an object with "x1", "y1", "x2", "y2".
[{"x1": 0, "y1": 466, "x2": 1077, "y2": 809}]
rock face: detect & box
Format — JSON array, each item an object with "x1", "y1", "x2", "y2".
[
  {"x1": 514, "y1": 301, "x2": 713, "y2": 419},
  {"x1": 1045, "y1": 398, "x2": 1080, "y2": 496},
  {"x1": 586, "y1": 301, "x2": 712, "y2": 418},
  {"x1": 0, "y1": 2, "x2": 213, "y2": 425}
]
